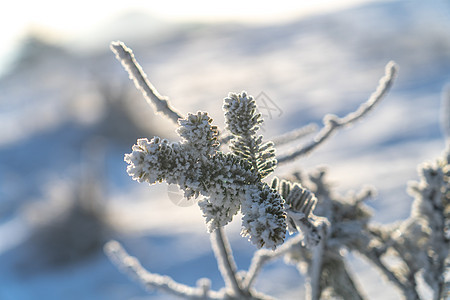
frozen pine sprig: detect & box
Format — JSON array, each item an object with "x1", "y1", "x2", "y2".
[
  {"x1": 404, "y1": 151, "x2": 449, "y2": 299},
  {"x1": 198, "y1": 152, "x2": 258, "y2": 231},
  {"x1": 223, "y1": 91, "x2": 261, "y2": 136},
  {"x1": 278, "y1": 169, "x2": 374, "y2": 299},
  {"x1": 125, "y1": 115, "x2": 247, "y2": 226},
  {"x1": 273, "y1": 178, "x2": 318, "y2": 233},
  {"x1": 199, "y1": 154, "x2": 288, "y2": 250},
  {"x1": 125, "y1": 137, "x2": 178, "y2": 184},
  {"x1": 355, "y1": 151, "x2": 450, "y2": 300},
  {"x1": 177, "y1": 111, "x2": 219, "y2": 158},
  {"x1": 241, "y1": 183, "x2": 287, "y2": 250},
  {"x1": 223, "y1": 91, "x2": 277, "y2": 179},
  {"x1": 124, "y1": 136, "x2": 201, "y2": 199},
  {"x1": 272, "y1": 177, "x2": 324, "y2": 247},
  {"x1": 124, "y1": 109, "x2": 287, "y2": 248},
  {"x1": 124, "y1": 112, "x2": 219, "y2": 201}
]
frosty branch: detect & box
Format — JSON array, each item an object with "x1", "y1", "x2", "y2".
[
  {"x1": 271, "y1": 123, "x2": 318, "y2": 147},
  {"x1": 110, "y1": 41, "x2": 182, "y2": 124},
  {"x1": 277, "y1": 61, "x2": 398, "y2": 164},
  {"x1": 106, "y1": 40, "x2": 448, "y2": 300},
  {"x1": 211, "y1": 227, "x2": 248, "y2": 298},
  {"x1": 108, "y1": 41, "x2": 327, "y2": 299},
  {"x1": 105, "y1": 240, "x2": 222, "y2": 299}
]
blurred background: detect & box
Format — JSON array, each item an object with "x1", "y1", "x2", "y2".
[{"x1": 0, "y1": 0, "x2": 449, "y2": 299}]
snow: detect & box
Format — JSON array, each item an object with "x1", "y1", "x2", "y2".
[{"x1": 0, "y1": 0, "x2": 449, "y2": 299}]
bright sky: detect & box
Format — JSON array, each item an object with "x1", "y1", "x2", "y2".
[{"x1": 0, "y1": 0, "x2": 374, "y2": 74}]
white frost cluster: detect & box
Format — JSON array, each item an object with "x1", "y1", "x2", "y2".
[
  {"x1": 223, "y1": 91, "x2": 261, "y2": 136},
  {"x1": 177, "y1": 111, "x2": 219, "y2": 158},
  {"x1": 125, "y1": 109, "x2": 287, "y2": 249},
  {"x1": 124, "y1": 136, "x2": 201, "y2": 199},
  {"x1": 198, "y1": 153, "x2": 255, "y2": 231},
  {"x1": 124, "y1": 112, "x2": 219, "y2": 200},
  {"x1": 223, "y1": 91, "x2": 277, "y2": 179},
  {"x1": 199, "y1": 153, "x2": 286, "y2": 249},
  {"x1": 241, "y1": 184, "x2": 286, "y2": 249},
  {"x1": 272, "y1": 178, "x2": 323, "y2": 247},
  {"x1": 285, "y1": 184, "x2": 317, "y2": 233},
  {"x1": 125, "y1": 137, "x2": 177, "y2": 184},
  {"x1": 404, "y1": 153, "x2": 449, "y2": 294}
]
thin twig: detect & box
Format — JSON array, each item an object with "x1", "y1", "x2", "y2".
[
  {"x1": 306, "y1": 227, "x2": 326, "y2": 300},
  {"x1": 110, "y1": 41, "x2": 183, "y2": 124},
  {"x1": 271, "y1": 123, "x2": 318, "y2": 147},
  {"x1": 210, "y1": 228, "x2": 247, "y2": 297},
  {"x1": 104, "y1": 240, "x2": 222, "y2": 299},
  {"x1": 277, "y1": 61, "x2": 398, "y2": 164}
]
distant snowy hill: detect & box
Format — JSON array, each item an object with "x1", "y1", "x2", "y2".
[{"x1": 0, "y1": 1, "x2": 449, "y2": 299}]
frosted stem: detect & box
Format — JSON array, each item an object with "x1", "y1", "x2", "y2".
[
  {"x1": 104, "y1": 240, "x2": 222, "y2": 299},
  {"x1": 271, "y1": 123, "x2": 317, "y2": 146},
  {"x1": 277, "y1": 61, "x2": 398, "y2": 164},
  {"x1": 210, "y1": 228, "x2": 246, "y2": 297},
  {"x1": 306, "y1": 227, "x2": 326, "y2": 300},
  {"x1": 110, "y1": 41, "x2": 183, "y2": 124}
]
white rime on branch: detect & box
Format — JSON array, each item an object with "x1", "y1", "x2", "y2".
[
  {"x1": 104, "y1": 240, "x2": 223, "y2": 299},
  {"x1": 110, "y1": 41, "x2": 182, "y2": 124},
  {"x1": 271, "y1": 123, "x2": 318, "y2": 147},
  {"x1": 210, "y1": 228, "x2": 247, "y2": 298},
  {"x1": 277, "y1": 61, "x2": 398, "y2": 164}
]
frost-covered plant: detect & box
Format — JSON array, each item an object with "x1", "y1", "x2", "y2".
[
  {"x1": 360, "y1": 149, "x2": 449, "y2": 300},
  {"x1": 104, "y1": 41, "x2": 449, "y2": 300},
  {"x1": 124, "y1": 103, "x2": 286, "y2": 249}
]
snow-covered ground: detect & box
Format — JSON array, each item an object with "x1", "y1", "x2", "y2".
[{"x1": 0, "y1": 0, "x2": 449, "y2": 299}]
